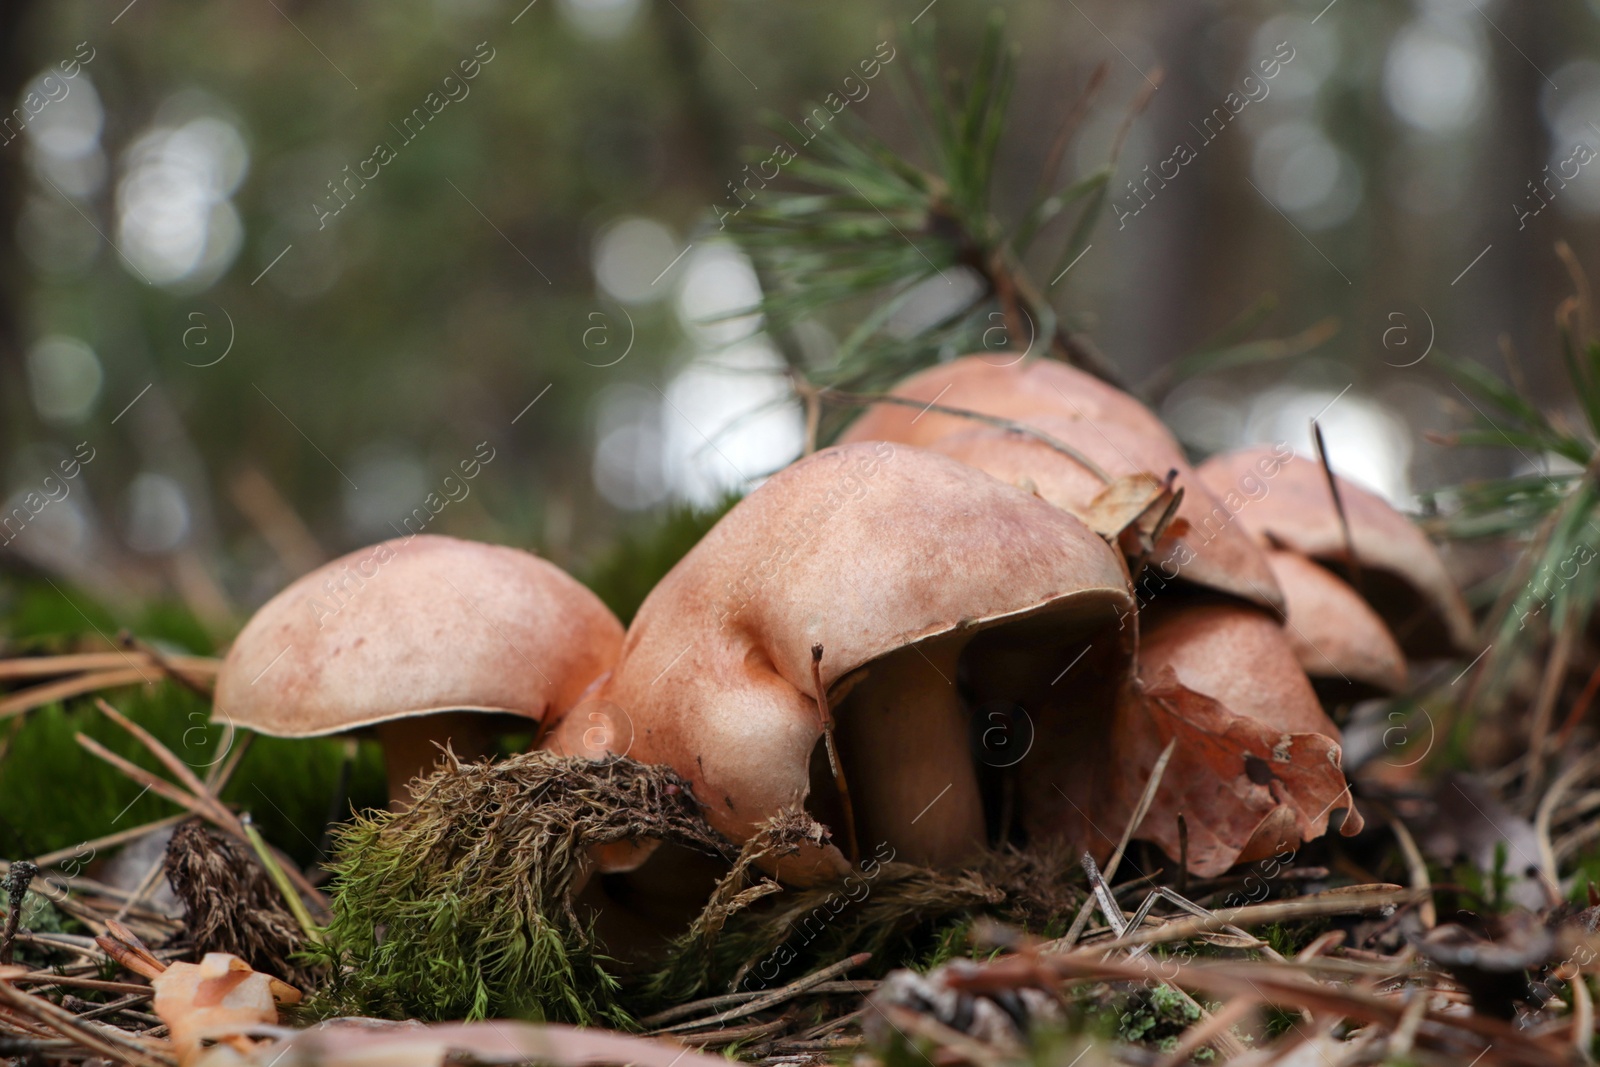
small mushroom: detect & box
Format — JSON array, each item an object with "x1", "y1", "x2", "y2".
[
  {"x1": 1265, "y1": 548, "x2": 1408, "y2": 701},
  {"x1": 545, "y1": 443, "x2": 1135, "y2": 883},
  {"x1": 838, "y1": 354, "x2": 1178, "y2": 451},
  {"x1": 1009, "y1": 597, "x2": 1361, "y2": 875},
  {"x1": 1140, "y1": 603, "x2": 1340, "y2": 737},
  {"x1": 216, "y1": 534, "x2": 623, "y2": 806},
  {"x1": 1127, "y1": 602, "x2": 1361, "y2": 873},
  {"x1": 1197, "y1": 446, "x2": 1474, "y2": 658},
  {"x1": 919, "y1": 415, "x2": 1284, "y2": 612}
]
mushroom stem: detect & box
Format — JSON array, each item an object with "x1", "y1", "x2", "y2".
[
  {"x1": 834, "y1": 635, "x2": 986, "y2": 869},
  {"x1": 811, "y1": 644, "x2": 859, "y2": 865},
  {"x1": 377, "y1": 712, "x2": 503, "y2": 809}
]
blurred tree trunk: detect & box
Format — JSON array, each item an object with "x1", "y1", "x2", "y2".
[
  {"x1": 1479, "y1": 0, "x2": 1556, "y2": 401},
  {"x1": 1120, "y1": 2, "x2": 1219, "y2": 385},
  {"x1": 653, "y1": 0, "x2": 739, "y2": 181},
  {"x1": 0, "y1": 0, "x2": 36, "y2": 439}
]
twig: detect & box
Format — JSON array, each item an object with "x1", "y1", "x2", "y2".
[
  {"x1": 0, "y1": 981, "x2": 172, "y2": 1067},
  {"x1": 116, "y1": 633, "x2": 214, "y2": 699},
  {"x1": 1536, "y1": 748, "x2": 1600, "y2": 888},
  {"x1": 112, "y1": 855, "x2": 169, "y2": 924},
  {"x1": 1050, "y1": 888, "x2": 1420, "y2": 954},
  {"x1": 811, "y1": 645, "x2": 858, "y2": 865},
  {"x1": 206, "y1": 728, "x2": 252, "y2": 792},
  {"x1": 96, "y1": 919, "x2": 167, "y2": 980},
  {"x1": 1527, "y1": 618, "x2": 1580, "y2": 795},
  {"x1": 1, "y1": 861, "x2": 36, "y2": 964},
  {"x1": 93, "y1": 699, "x2": 234, "y2": 830},
  {"x1": 0, "y1": 668, "x2": 151, "y2": 721},
  {"x1": 11, "y1": 973, "x2": 151, "y2": 995},
  {"x1": 0, "y1": 652, "x2": 219, "y2": 681},
  {"x1": 658, "y1": 953, "x2": 871, "y2": 1034},
  {"x1": 1387, "y1": 987, "x2": 1429, "y2": 1059},
  {"x1": 1034, "y1": 61, "x2": 1110, "y2": 202},
  {"x1": 818, "y1": 388, "x2": 1114, "y2": 483},
  {"x1": 678, "y1": 1017, "x2": 790, "y2": 1048},
  {"x1": 1061, "y1": 738, "x2": 1176, "y2": 947},
  {"x1": 640, "y1": 981, "x2": 877, "y2": 1028},
  {"x1": 73, "y1": 733, "x2": 215, "y2": 821},
  {"x1": 32, "y1": 813, "x2": 190, "y2": 868},
  {"x1": 1572, "y1": 971, "x2": 1594, "y2": 1065},
  {"x1": 1556, "y1": 657, "x2": 1600, "y2": 745},
  {"x1": 240, "y1": 815, "x2": 322, "y2": 943},
  {"x1": 1312, "y1": 420, "x2": 1362, "y2": 594},
  {"x1": 1080, "y1": 852, "x2": 1124, "y2": 937},
  {"x1": 1385, "y1": 809, "x2": 1437, "y2": 930}
]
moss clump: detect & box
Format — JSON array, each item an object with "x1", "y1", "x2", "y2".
[
  {"x1": 310, "y1": 751, "x2": 733, "y2": 1025},
  {"x1": 1117, "y1": 984, "x2": 1201, "y2": 1047},
  {"x1": 647, "y1": 841, "x2": 1084, "y2": 1006},
  {"x1": 164, "y1": 819, "x2": 309, "y2": 983}
]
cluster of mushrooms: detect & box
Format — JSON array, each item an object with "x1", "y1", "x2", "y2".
[{"x1": 214, "y1": 355, "x2": 1473, "y2": 928}]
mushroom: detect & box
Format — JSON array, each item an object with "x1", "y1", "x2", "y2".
[
  {"x1": 838, "y1": 354, "x2": 1179, "y2": 452},
  {"x1": 215, "y1": 534, "x2": 624, "y2": 806},
  {"x1": 1197, "y1": 446, "x2": 1474, "y2": 658},
  {"x1": 1265, "y1": 548, "x2": 1407, "y2": 702},
  {"x1": 544, "y1": 443, "x2": 1135, "y2": 883},
  {"x1": 1140, "y1": 603, "x2": 1343, "y2": 738},
  {"x1": 918, "y1": 415, "x2": 1284, "y2": 612},
  {"x1": 1117, "y1": 602, "x2": 1362, "y2": 874}
]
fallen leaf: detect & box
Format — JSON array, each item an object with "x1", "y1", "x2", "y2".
[
  {"x1": 1077, "y1": 472, "x2": 1172, "y2": 542},
  {"x1": 151, "y1": 952, "x2": 300, "y2": 1065},
  {"x1": 197, "y1": 1018, "x2": 735, "y2": 1067},
  {"x1": 1113, "y1": 669, "x2": 1362, "y2": 876}
]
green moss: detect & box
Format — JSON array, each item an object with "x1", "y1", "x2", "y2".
[
  {"x1": 1116, "y1": 984, "x2": 1200, "y2": 1046},
  {"x1": 1, "y1": 582, "x2": 215, "y2": 654},
  {"x1": 0, "y1": 681, "x2": 386, "y2": 868},
  {"x1": 309, "y1": 753, "x2": 728, "y2": 1026}
]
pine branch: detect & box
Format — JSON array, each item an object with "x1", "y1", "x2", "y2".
[
  {"x1": 1433, "y1": 243, "x2": 1600, "y2": 706},
  {"x1": 728, "y1": 12, "x2": 1141, "y2": 417}
]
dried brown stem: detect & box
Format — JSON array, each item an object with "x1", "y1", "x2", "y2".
[
  {"x1": 811, "y1": 645, "x2": 859, "y2": 866},
  {"x1": 818, "y1": 389, "x2": 1114, "y2": 482}
]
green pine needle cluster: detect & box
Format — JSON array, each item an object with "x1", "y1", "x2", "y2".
[
  {"x1": 1426, "y1": 247, "x2": 1600, "y2": 703},
  {"x1": 734, "y1": 12, "x2": 1128, "y2": 418}
]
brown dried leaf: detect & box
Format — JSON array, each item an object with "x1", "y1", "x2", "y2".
[
  {"x1": 1113, "y1": 669, "x2": 1363, "y2": 876},
  {"x1": 1076, "y1": 472, "x2": 1171, "y2": 542}
]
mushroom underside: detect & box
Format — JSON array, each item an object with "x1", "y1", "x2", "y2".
[
  {"x1": 803, "y1": 606, "x2": 1128, "y2": 869},
  {"x1": 376, "y1": 709, "x2": 541, "y2": 807}
]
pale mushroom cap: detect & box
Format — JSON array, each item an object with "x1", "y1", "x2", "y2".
[
  {"x1": 926, "y1": 416, "x2": 1284, "y2": 612},
  {"x1": 216, "y1": 535, "x2": 624, "y2": 738},
  {"x1": 837, "y1": 354, "x2": 1178, "y2": 451},
  {"x1": 545, "y1": 443, "x2": 1134, "y2": 881},
  {"x1": 1138, "y1": 602, "x2": 1336, "y2": 739},
  {"x1": 1196, "y1": 446, "x2": 1474, "y2": 658},
  {"x1": 1266, "y1": 549, "x2": 1408, "y2": 696}
]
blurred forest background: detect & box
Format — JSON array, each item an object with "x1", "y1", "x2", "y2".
[{"x1": 0, "y1": 0, "x2": 1595, "y2": 656}]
